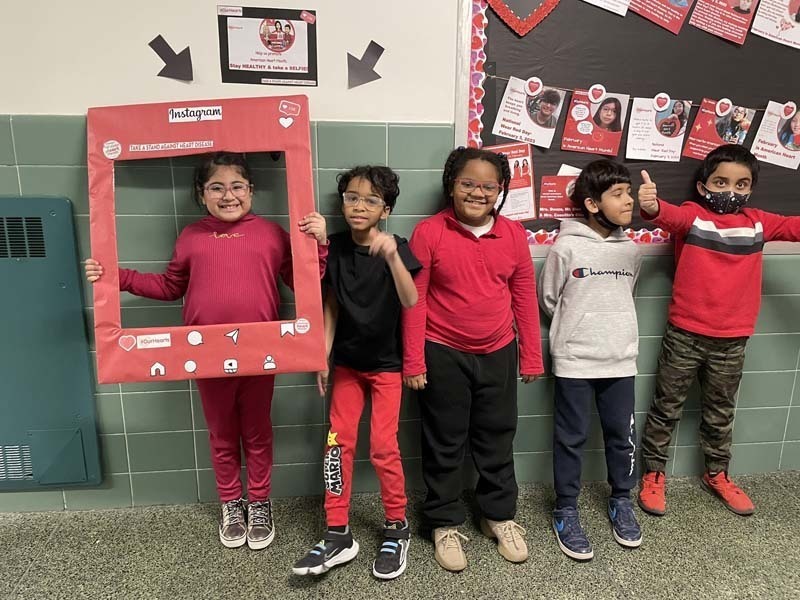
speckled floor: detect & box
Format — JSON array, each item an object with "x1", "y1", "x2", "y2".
[{"x1": 2, "y1": 473, "x2": 799, "y2": 600}]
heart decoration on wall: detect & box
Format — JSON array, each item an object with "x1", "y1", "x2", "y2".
[{"x1": 486, "y1": 0, "x2": 562, "y2": 37}]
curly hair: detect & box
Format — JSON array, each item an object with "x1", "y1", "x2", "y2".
[{"x1": 337, "y1": 165, "x2": 401, "y2": 210}]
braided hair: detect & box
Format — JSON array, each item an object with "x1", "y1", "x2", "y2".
[{"x1": 441, "y1": 147, "x2": 512, "y2": 214}]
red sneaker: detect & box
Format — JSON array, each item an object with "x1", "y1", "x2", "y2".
[
  {"x1": 637, "y1": 471, "x2": 666, "y2": 516},
  {"x1": 701, "y1": 471, "x2": 755, "y2": 516}
]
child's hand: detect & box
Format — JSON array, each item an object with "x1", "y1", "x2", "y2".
[
  {"x1": 316, "y1": 368, "x2": 329, "y2": 397},
  {"x1": 85, "y1": 258, "x2": 104, "y2": 283},
  {"x1": 403, "y1": 373, "x2": 427, "y2": 390},
  {"x1": 299, "y1": 212, "x2": 327, "y2": 245},
  {"x1": 521, "y1": 374, "x2": 539, "y2": 384},
  {"x1": 368, "y1": 232, "x2": 398, "y2": 261},
  {"x1": 638, "y1": 170, "x2": 660, "y2": 216}
]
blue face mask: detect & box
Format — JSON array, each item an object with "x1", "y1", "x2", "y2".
[{"x1": 701, "y1": 184, "x2": 751, "y2": 214}]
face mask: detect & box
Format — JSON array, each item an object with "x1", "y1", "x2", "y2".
[
  {"x1": 589, "y1": 201, "x2": 623, "y2": 231},
  {"x1": 701, "y1": 184, "x2": 750, "y2": 214}
]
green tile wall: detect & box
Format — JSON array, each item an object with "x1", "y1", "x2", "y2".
[{"x1": 1, "y1": 115, "x2": 799, "y2": 513}]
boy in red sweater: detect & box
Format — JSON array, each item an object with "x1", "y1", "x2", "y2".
[{"x1": 637, "y1": 144, "x2": 800, "y2": 516}]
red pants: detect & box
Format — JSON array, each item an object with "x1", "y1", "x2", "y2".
[
  {"x1": 324, "y1": 366, "x2": 406, "y2": 526},
  {"x1": 197, "y1": 375, "x2": 275, "y2": 502}
]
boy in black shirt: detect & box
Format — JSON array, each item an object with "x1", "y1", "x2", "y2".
[{"x1": 293, "y1": 166, "x2": 421, "y2": 580}]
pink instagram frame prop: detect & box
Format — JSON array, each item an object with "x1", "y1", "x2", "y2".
[{"x1": 87, "y1": 95, "x2": 325, "y2": 383}]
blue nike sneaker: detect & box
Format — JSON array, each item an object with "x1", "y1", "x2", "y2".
[
  {"x1": 552, "y1": 507, "x2": 593, "y2": 561},
  {"x1": 608, "y1": 497, "x2": 642, "y2": 548}
]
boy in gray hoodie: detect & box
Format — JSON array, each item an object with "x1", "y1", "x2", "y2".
[{"x1": 538, "y1": 160, "x2": 642, "y2": 561}]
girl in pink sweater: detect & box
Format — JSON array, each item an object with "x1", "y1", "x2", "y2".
[{"x1": 86, "y1": 152, "x2": 327, "y2": 550}]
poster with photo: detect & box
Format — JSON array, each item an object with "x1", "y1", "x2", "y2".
[
  {"x1": 492, "y1": 77, "x2": 567, "y2": 149},
  {"x1": 485, "y1": 142, "x2": 536, "y2": 221},
  {"x1": 218, "y1": 6, "x2": 318, "y2": 86},
  {"x1": 580, "y1": 0, "x2": 632, "y2": 16},
  {"x1": 683, "y1": 98, "x2": 755, "y2": 160},
  {"x1": 561, "y1": 89, "x2": 630, "y2": 157},
  {"x1": 538, "y1": 176, "x2": 582, "y2": 220},
  {"x1": 751, "y1": 101, "x2": 800, "y2": 169},
  {"x1": 626, "y1": 96, "x2": 692, "y2": 162},
  {"x1": 689, "y1": 0, "x2": 760, "y2": 45},
  {"x1": 752, "y1": 0, "x2": 800, "y2": 49},
  {"x1": 629, "y1": 0, "x2": 696, "y2": 34}
]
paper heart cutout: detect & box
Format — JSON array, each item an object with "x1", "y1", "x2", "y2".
[
  {"x1": 655, "y1": 94, "x2": 669, "y2": 110},
  {"x1": 279, "y1": 117, "x2": 294, "y2": 128},
  {"x1": 589, "y1": 84, "x2": 606, "y2": 103},
  {"x1": 119, "y1": 335, "x2": 136, "y2": 352},
  {"x1": 716, "y1": 98, "x2": 732, "y2": 116},
  {"x1": 526, "y1": 77, "x2": 543, "y2": 96},
  {"x1": 486, "y1": 0, "x2": 562, "y2": 37},
  {"x1": 783, "y1": 102, "x2": 797, "y2": 119}
]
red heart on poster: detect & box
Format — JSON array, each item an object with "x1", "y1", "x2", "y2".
[
  {"x1": 655, "y1": 95, "x2": 669, "y2": 109},
  {"x1": 119, "y1": 335, "x2": 136, "y2": 352},
  {"x1": 783, "y1": 102, "x2": 797, "y2": 118},
  {"x1": 526, "y1": 77, "x2": 543, "y2": 96},
  {"x1": 589, "y1": 84, "x2": 606, "y2": 102},
  {"x1": 534, "y1": 230, "x2": 549, "y2": 243},
  {"x1": 486, "y1": 0, "x2": 562, "y2": 37},
  {"x1": 719, "y1": 101, "x2": 730, "y2": 113}
]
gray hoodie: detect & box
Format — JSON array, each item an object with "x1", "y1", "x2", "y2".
[{"x1": 537, "y1": 220, "x2": 641, "y2": 378}]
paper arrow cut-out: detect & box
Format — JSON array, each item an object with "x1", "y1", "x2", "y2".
[
  {"x1": 149, "y1": 35, "x2": 193, "y2": 82},
  {"x1": 347, "y1": 41, "x2": 384, "y2": 89}
]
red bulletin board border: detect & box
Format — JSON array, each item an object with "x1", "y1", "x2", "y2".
[{"x1": 87, "y1": 95, "x2": 326, "y2": 383}]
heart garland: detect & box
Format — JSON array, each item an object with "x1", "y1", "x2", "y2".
[{"x1": 486, "y1": 0, "x2": 561, "y2": 37}]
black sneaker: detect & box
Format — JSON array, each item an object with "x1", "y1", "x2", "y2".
[
  {"x1": 372, "y1": 519, "x2": 410, "y2": 580},
  {"x1": 219, "y1": 498, "x2": 247, "y2": 548},
  {"x1": 246, "y1": 499, "x2": 275, "y2": 550},
  {"x1": 292, "y1": 527, "x2": 359, "y2": 576}
]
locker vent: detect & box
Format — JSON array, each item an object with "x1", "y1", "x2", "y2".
[
  {"x1": 0, "y1": 217, "x2": 46, "y2": 259},
  {"x1": 0, "y1": 445, "x2": 34, "y2": 480}
]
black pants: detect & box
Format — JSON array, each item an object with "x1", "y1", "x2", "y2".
[
  {"x1": 553, "y1": 376, "x2": 636, "y2": 509},
  {"x1": 419, "y1": 340, "x2": 519, "y2": 528}
]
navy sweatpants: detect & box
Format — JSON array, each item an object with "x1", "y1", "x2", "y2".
[{"x1": 553, "y1": 376, "x2": 636, "y2": 509}]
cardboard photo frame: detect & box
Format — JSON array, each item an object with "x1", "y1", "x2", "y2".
[{"x1": 87, "y1": 95, "x2": 325, "y2": 383}]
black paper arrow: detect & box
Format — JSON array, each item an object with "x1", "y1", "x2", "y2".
[
  {"x1": 149, "y1": 35, "x2": 193, "y2": 82},
  {"x1": 347, "y1": 41, "x2": 384, "y2": 89}
]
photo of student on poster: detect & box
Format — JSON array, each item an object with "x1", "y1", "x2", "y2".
[{"x1": 561, "y1": 89, "x2": 630, "y2": 157}]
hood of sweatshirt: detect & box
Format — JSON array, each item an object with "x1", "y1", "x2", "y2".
[{"x1": 556, "y1": 219, "x2": 632, "y2": 243}]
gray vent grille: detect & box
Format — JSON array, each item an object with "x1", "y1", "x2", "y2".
[
  {"x1": 0, "y1": 217, "x2": 46, "y2": 259},
  {"x1": 0, "y1": 445, "x2": 34, "y2": 480}
]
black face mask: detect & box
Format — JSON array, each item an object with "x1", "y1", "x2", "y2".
[
  {"x1": 594, "y1": 209, "x2": 621, "y2": 230},
  {"x1": 701, "y1": 184, "x2": 751, "y2": 214}
]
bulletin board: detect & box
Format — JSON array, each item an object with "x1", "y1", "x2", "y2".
[{"x1": 470, "y1": 1, "x2": 799, "y2": 241}]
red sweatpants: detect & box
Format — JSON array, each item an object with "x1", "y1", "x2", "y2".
[
  {"x1": 196, "y1": 375, "x2": 275, "y2": 503},
  {"x1": 324, "y1": 366, "x2": 406, "y2": 526}
]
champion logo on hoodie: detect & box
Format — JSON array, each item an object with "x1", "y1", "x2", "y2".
[{"x1": 572, "y1": 267, "x2": 634, "y2": 280}]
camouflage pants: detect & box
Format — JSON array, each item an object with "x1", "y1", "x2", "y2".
[{"x1": 641, "y1": 323, "x2": 748, "y2": 474}]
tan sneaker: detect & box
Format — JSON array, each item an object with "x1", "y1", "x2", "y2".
[
  {"x1": 432, "y1": 527, "x2": 468, "y2": 572},
  {"x1": 480, "y1": 518, "x2": 528, "y2": 563}
]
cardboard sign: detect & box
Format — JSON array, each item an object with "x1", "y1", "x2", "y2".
[
  {"x1": 683, "y1": 98, "x2": 755, "y2": 160},
  {"x1": 87, "y1": 96, "x2": 325, "y2": 383},
  {"x1": 485, "y1": 142, "x2": 536, "y2": 221},
  {"x1": 561, "y1": 89, "x2": 630, "y2": 157},
  {"x1": 751, "y1": 100, "x2": 800, "y2": 169},
  {"x1": 629, "y1": 0, "x2": 696, "y2": 34},
  {"x1": 626, "y1": 96, "x2": 692, "y2": 162}
]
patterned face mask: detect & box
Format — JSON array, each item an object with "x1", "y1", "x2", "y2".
[{"x1": 700, "y1": 184, "x2": 751, "y2": 214}]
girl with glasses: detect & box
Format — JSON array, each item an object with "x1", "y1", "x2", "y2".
[{"x1": 85, "y1": 151, "x2": 328, "y2": 551}]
